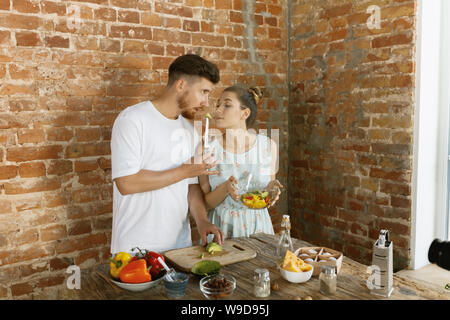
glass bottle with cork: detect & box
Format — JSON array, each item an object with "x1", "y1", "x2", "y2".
[{"x1": 276, "y1": 214, "x2": 294, "y2": 266}]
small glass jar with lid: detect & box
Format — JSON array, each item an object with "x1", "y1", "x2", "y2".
[
  {"x1": 254, "y1": 268, "x2": 271, "y2": 298},
  {"x1": 319, "y1": 265, "x2": 337, "y2": 295}
]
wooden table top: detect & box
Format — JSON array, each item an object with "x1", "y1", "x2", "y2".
[{"x1": 64, "y1": 233, "x2": 450, "y2": 300}]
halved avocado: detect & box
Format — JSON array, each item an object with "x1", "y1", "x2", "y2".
[
  {"x1": 191, "y1": 260, "x2": 221, "y2": 276},
  {"x1": 206, "y1": 242, "x2": 223, "y2": 255}
]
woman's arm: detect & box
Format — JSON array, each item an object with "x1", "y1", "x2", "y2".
[
  {"x1": 199, "y1": 175, "x2": 239, "y2": 210},
  {"x1": 266, "y1": 138, "x2": 283, "y2": 207}
]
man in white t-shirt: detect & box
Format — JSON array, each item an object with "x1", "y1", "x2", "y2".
[{"x1": 110, "y1": 54, "x2": 224, "y2": 254}]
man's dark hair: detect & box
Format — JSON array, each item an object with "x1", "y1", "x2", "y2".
[{"x1": 168, "y1": 54, "x2": 220, "y2": 86}]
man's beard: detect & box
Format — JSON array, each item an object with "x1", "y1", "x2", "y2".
[{"x1": 177, "y1": 92, "x2": 196, "y2": 120}]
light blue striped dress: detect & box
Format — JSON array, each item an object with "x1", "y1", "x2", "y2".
[{"x1": 207, "y1": 134, "x2": 275, "y2": 239}]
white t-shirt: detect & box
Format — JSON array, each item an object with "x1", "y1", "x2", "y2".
[{"x1": 110, "y1": 101, "x2": 200, "y2": 254}]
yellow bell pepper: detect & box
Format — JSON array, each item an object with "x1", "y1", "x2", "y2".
[{"x1": 109, "y1": 252, "x2": 133, "y2": 279}]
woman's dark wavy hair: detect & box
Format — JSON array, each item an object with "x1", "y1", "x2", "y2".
[
  {"x1": 168, "y1": 54, "x2": 220, "y2": 86},
  {"x1": 223, "y1": 85, "x2": 263, "y2": 127}
]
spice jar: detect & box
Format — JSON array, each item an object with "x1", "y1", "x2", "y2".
[
  {"x1": 319, "y1": 266, "x2": 337, "y2": 295},
  {"x1": 254, "y1": 268, "x2": 270, "y2": 298}
]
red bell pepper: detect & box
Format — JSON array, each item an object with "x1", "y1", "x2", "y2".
[
  {"x1": 145, "y1": 251, "x2": 165, "y2": 277},
  {"x1": 119, "y1": 259, "x2": 151, "y2": 283},
  {"x1": 131, "y1": 247, "x2": 165, "y2": 277}
]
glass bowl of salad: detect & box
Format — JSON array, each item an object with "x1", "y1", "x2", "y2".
[{"x1": 240, "y1": 190, "x2": 270, "y2": 210}]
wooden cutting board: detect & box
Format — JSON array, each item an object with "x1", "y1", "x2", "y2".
[{"x1": 163, "y1": 240, "x2": 257, "y2": 272}]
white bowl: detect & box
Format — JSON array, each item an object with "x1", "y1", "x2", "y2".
[
  {"x1": 110, "y1": 275, "x2": 164, "y2": 292},
  {"x1": 279, "y1": 264, "x2": 313, "y2": 283}
]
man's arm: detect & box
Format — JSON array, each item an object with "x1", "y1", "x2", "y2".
[
  {"x1": 115, "y1": 153, "x2": 218, "y2": 196},
  {"x1": 115, "y1": 166, "x2": 187, "y2": 195},
  {"x1": 188, "y1": 183, "x2": 224, "y2": 245}
]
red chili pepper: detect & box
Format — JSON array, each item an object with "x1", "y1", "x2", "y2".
[
  {"x1": 265, "y1": 197, "x2": 270, "y2": 203},
  {"x1": 246, "y1": 196, "x2": 253, "y2": 200}
]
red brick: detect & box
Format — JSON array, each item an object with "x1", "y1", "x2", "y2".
[
  {"x1": 391, "y1": 196, "x2": 411, "y2": 208},
  {"x1": 376, "y1": 220, "x2": 410, "y2": 236},
  {"x1": 74, "y1": 160, "x2": 98, "y2": 172},
  {"x1": 105, "y1": 55, "x2": 151, "y2": 69},
  {"x1": 350, "y1": 222, "x2": 368, "y2": 237},
  {"x1": 15, "y1": 196, "x2": 41, "y2": 212},
  {"x1": 118, "y1": 10, "x2": 139, "y2": 23},
  {"x1": 44, "y1": 192, "x2": 68, "y2": 208},
  {"x1": 1, "y1": 245, "x2": 49, "y2": 266},
  {"x1": 41, "y1": 224, "x2": 67, "y2": 242},
  {"x1": 78, "y1": 171, "x2": 105, "y2": 185},
  {"x1": 18, "y1": 162, "x2": 46, "y2": 178},
  {"x1": 229, "y1": 11, "x2": 243, "y2": 23},
  {"x1": 13, "y1": 0, "x2": 39, "y2": 13},
  {"x1": 0, "y1": 0, "x2": 10, "y2": 10},
  {"x1": 15, "y1": 31, "x2": 42, "y2": 47},
  {"x1": 100, "y1": 39, "x2": 120, "y2": 52},
  {"x1": 65, "y1": 142, "x2": 110, "y2": 158},
  {"x1": 0, "y1": 199, "x2": 12, "y2": 214},
  {"x1": 88, "y1": 112, "x2": 117, "y2": 126},
  {"x1": 11, "y1": 282, "x2": 34, "y2": 297},
  {"x1": 72, "y1": 188, "x2": 98, "y2": 203},
  {"x1": 9, "y1": 63, "x2": 34, "y2": 80},
  {"x1": 153, "y1": 29, "x2": 191, "y2": 44},
  {"x1": 372, "y1": 143, "x2": 410, "y2": 156},
  {"x1": 18, "y1": 128, "x2": 45, "y2": 144},
  {"x1": 0, "y1": 30, "x2": 11, "y2": 44},
  {"x1": 47, "y1": 160, "x2": 73, "y2": 175},
  {"x1": 183, "y1": 20, "x2": 200, "y2": 32},
  {"x1": 19, "y1": 260, "x2": 47, "y2": 278},
  {"x1": 7, "y1": 145, "x2": 63, "y2": 162},
  {"x1": 49, "y1": 257, "x2": 72, "y2": 271},
  {"x1": 382, "y1": 3, "x2": 416, "y2": 19},
  {"x1": 45, "y1": 35, "x2": 69, "y2": 48},
  {"x1": 94, "y1": 7, "x2": 116, "y2": 21},
  {"x1": 372, "y1": 33, "x2": 413, "y2": 48},
  {"x1": 0, "y1": 165, "x2": 17, "y2": 179},
  {"x1": 98, "y1": 157, "x2": 111, "y2": 170},
  {"x1": 110, "y1": 25, "x2": 152, "y2": 40},
  {"x1": 0, "y1": 13, "x2": 41, "y2": 30},
  {"x1": 9, "y1": 99, "x2": 36, "y2": 111},
  {"x1": 68, "y1": 219, "x2": 92, "y2": 236},
  {"x1": 154, "y1": 2, "x2": 193, "y2": 17},
  {"x1": 320, "y1": 3, "x2": 352, "y2": 19},
  {"x1": 380, "y1": 182, "x2": 410, "y2": 196},
  {"x1": 4, "y1": 177, "x2": 61, "y2": 194},
  {"x1": 14, "y1": 228, "x2": 39, "y2": 245},
  {"x1": 110, "y1": 0, "x2": 137, "y2": 8},
  {"x1": 46, "y1": 127, "x2": 73, "y2": 142},
  {"x1": 55, "y1": 233, "x2": 107, "y2": 254},
  {"x1": 36, "y1": 275, "x2": 65, "y2": 288},
  {"x1": 41, "y1": 1, "x2": 66, "y2": 16}
]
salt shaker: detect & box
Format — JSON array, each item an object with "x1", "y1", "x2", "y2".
[
  {"x1": 254, "y1": 268, "x2": 270, "y2": 298},
  {"x1": 319, "y1": 266, "x2": 337, "y2": 295}
]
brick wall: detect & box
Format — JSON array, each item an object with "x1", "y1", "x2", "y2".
[
  {"x1": 288, "y1": 0, "x2": 417, "y2": 271},
  {"x1": 0, "y1": 0, "x2": 288, "y2": 299}
]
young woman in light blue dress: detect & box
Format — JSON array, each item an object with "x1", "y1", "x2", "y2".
[{"x1": 199, "y1": 85, "x2": 283, "y2": 239}]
